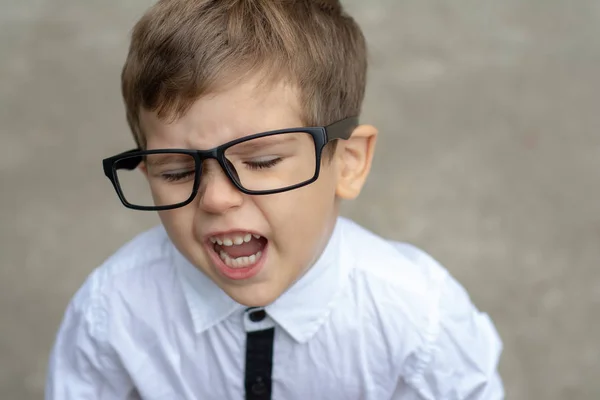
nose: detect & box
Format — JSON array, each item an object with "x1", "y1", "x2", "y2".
[{"x1": 197, "y1": 160, "x2": 244, "y2": 214}]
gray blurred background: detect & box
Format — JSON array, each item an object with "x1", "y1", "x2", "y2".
[{"x1": 1, "y1": 0, "x2": 598, "y2": 399}]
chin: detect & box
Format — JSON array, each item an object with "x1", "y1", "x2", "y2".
[{"x1": 226, "y1": 283, "x2": 282, "y2": 308}]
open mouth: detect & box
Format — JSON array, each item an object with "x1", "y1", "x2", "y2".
[{"x1": 209, "y1": 232, "x2": 268, "y2": 270}]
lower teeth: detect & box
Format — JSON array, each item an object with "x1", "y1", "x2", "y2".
[{"x1": 219, "y1": 250, "x2": 263, "y2": 268}]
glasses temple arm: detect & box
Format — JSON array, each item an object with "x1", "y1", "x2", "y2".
[{"x1": 325, "y1": 117, "x2": 359, "y2": 141}]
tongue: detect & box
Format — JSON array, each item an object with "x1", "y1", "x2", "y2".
[{"x1": 217, "y1": 237, "x2": 265, "y2": 258}]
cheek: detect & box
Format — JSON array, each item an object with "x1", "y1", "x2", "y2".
[
  {"x1": 270, "y1": 173, "x2": 335, "y2": 218},
  {"x1": 157, "y1": 206, "x2": 198, "y2": 246},
  {"x1": 260, "y1": 168, "x2": 338, "y2": 246}
]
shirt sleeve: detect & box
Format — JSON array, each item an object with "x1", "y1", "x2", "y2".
[
  {"x1": 45, "y1": 274, "x2": 134, "y2": 400},
  {"x1": 392, "y1": 244, "x2": 505, "y2": 399}
]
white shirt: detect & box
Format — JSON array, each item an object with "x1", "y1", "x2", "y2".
[{"x1": 46, "y1": 217, "x2": 504, "y2": 400}]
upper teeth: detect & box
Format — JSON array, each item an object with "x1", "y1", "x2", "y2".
[{"x1": 210, "y1": 233, "x2": 261, "y2": 246}]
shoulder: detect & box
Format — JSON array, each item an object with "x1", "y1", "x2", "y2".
[
  {"x1": 338, "y1": 217, "x2": 504, "y2": 398},
  {"x1": 339, "y1": 216, "x2": 450, "y2": 311},
  {"x1": 66, "y1": 225, "x2": 179, "y2": 340},
  {"x1": 47, "y1": 226, "x2": 178, "y2": 395},
  {"x1": 99, "y1": 224, "x2": 173, "y2": 277}
]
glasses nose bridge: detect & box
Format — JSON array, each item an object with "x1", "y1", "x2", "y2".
[
  {"x1": 194, "y1": 147, "x2": 239, "y2": 188},
  {"x1": 195, "y1": 147, "x2": 221, "y2": 163},
  {"x1": 195, "y1": 147, "x2": 227, "y2": 176}
]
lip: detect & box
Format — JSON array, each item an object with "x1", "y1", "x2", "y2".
[{"x1": 204, "y1": 231, "x2": 268, "y2": 281}]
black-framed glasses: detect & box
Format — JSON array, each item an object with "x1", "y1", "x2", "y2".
[{"x1": 102, "y1": 117, "x2": 358, "y2": 211}]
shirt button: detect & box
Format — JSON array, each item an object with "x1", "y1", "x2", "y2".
[
  {"x1": 249, "y1": 309, "x2": 266, "y2": 322},
  {"x1": 251, "y1": 377, "x2": 267, "y2": 395}
]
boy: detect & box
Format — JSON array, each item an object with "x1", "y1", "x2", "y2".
[{"x1": 46, "y1": 0, "x2": 504, "y2": 399}]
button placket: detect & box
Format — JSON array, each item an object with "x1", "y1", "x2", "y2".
[{"x1": 244, "y1": 308, "x2": 275, "y2": 400}]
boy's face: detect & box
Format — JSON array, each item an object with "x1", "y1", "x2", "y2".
[{"x1": 139, "y1": 77, "x2": 375, "y2": 307}]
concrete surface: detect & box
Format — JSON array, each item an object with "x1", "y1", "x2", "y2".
[{"x1": 1, "y1": 0, "x2": 599, "y2": 399}]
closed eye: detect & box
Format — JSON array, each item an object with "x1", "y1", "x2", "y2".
[
  {"x1": 161, "y1": 170, "x2": 195, "y2": 182},
  {"x1": 244, "y1": 157, "x2": 282, "y2": 170}
]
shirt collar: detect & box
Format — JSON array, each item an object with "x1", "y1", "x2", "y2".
[
  {"x1": 173, "y1": 217, "x2": 350, "y2": 343},
  {"x1": 174, "y1": 248, "x2": 243, "y2": 333}
]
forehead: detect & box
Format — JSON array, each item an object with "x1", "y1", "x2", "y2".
[{"x1": 139, "y1": 77, "x2": 304, "y2": 150}]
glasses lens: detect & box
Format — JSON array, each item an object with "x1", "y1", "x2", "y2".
[
  {"x1": 224, "y1": 132, "x2": 317, "y2": 192},
  {"x1": 114, "y1": 152, "x2": 196, "y2": 208}
]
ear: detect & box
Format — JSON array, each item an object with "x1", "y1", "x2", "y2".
[{"x1": 335, "y1": 124, "x2": 378, "y2": 199}]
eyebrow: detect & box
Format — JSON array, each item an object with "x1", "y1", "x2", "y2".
[
  {"x1": 144, "y1": 154, "x2": 194, "y2": 167},
  {"x1": 228, "y1": 134, "x2": 299, "y2": 153}
]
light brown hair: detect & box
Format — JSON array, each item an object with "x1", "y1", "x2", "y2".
[{"x1": 121, "y1": 0, "x2": 368, "y2": 151}]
